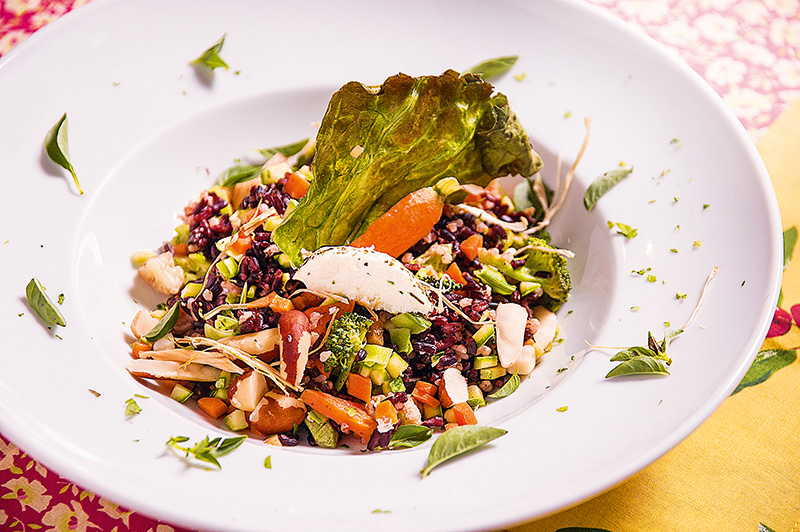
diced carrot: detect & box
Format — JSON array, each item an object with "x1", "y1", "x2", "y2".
[
  {"x1": 131, "y1": 341, "x2": 152, "y2": 359},
  {"x1": 346, "y1": 372, "x2": 372, "y2": 404},
  {"x1": 350, "y1": 178, "x2": 459, "y2": 258},
  {"x1": 413, "y1": 381, "x2": 438, "y2": 397},
  {"x1": 460, "y1": 234, "x2": 483, "y2": 262},
  {"x1": 229, "y1": 234, "x2": 252, "y2": 256},
  {"x1": 197, "y1": 397, "x2": 228, "y2": 419},
  {"x1": 411, "y1": 388, "x2": 440, "y2": 408},
  {"x1": 171, "y1": 243, "x2": 188, "y2": 257},
  {"x1": 451, "y1": 402, "x2": 478, "y2": 426},
  {"x1": 374, "y1": 400, "x2": 398, "y2": 426},
  {"x1": 283, "y1": 172, "x2": 311, "y2": 199},
  {"x1": 445, "y1": 262, "x2": 467, "y2": 285},
  {"x1": 300, "y1": 389, "x2": 377, "y2": 443},
  {"x1": 265, "y1": 292, "x2": 294, "y2": 314},
  {"x1": 444, "y1": 422, "x2": 459, "y2": 431}
]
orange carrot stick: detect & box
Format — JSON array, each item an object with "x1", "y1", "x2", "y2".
[{"x1": 300, "y1": 389, "x2": 377, "y2": 442}]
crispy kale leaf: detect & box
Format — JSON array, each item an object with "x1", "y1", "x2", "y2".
[{"x1": 272, "y1": 70, "x2": 542, "y2": 264}]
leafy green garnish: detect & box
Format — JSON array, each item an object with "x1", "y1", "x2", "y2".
[
  {"x1": 124, "y1": 398, "x2": 142, "y2": 416},
  {"x1": 217, "y1": 163, "x2": 263, "y2": 187},
  {"x1": 25, "y1": 278, "x2": 66, "y2": 327},
  {"x1": 607, "y1": 221, "x2": 637, "y2": 239},
  {"x1": 272, "y1": 70, "x2": 542, "y2": 264},
  {"x1": 488, "y1": 372, "x2": 519, "y2": 398},
  {"x1": 257, "y1": 138, "x2": 309, "y2": 160},
  {"x1": 605, "y1": 330, "x2": 681, "y2": 378},
  {"x1": 732, "y1": 349, "x2": 796, "y2": 395},
  {"x1": 143, "y1": 303, "x2": 180, "y2": 343},
  {"x1": 44, "y1": 113, "x2": 83, "y2": 195},
  {"x1": 166, "y1": 434, "x2": 246, "y2": 469},
  {"x1": 191, "y1": 34, "x2": 228, "y2": 70},
  {"x1": 465, "y1": 55, "x2": 518, "y2": 81},
  {"x1": 583, "y1": 167, "x2": 633, "y2": 211},
  {"x1": 420, "y1": 425, "x2": 506, "y2": 477},
  {"x1": 387, "y1": 425, "x2": 434, "y2": 449}
]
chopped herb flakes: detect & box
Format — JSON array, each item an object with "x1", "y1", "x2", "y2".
[
  {"x1": 556, "y1": 406, "x2": 568, "y2": 412},
  {"x1": 124, "y1": 398, "x2": 141, "y2": 416},
  {"x1": 607, "y1": 221, "x2": 637, "y2": 239},
  {"x1": 646, "y1": 274, "x2": 657, "y2": 283},
  {"x1": 676, "y1": 291, "x2": 687, "y2": 300},
  {"x1": 264, "y1": 455, "x2": 272, "y2": 469}
]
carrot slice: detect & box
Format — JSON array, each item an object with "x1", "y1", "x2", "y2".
[
  {"x1": 374, "y1": 400, "x2": 398, "y2": 426},
  {"x1": 131, "y1": 341, "x2": 152, "y2": 359},
  {"x1": 300, "y1": 389, "x2": 377, "y2": 442},
  {"x1": 451, "y1": 402, "x2": 478, "y2": 426},
  {"x1": 350, "y1": 177, "x2": 461, "y2": 258},
  {"x1": 346, "y1": 372, "x2": 372, "y2": 404},
  {"x1": 283, "y1": 172, "x2": 311, "y2": 199},
  {"x1": 413, "y1": 381, "x2": 438, "y2": 397},
  {"x1": 459, "y1": 234, "x2": 483, "y2": 262},
  {"x1": 445, "y1": 262, "x2": 467, "y2": 285},
  {"x1": 197, "y1": 397, "x2": 228, "y2": 419}
]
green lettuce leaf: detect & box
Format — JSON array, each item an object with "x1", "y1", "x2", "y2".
[{"x1": 272, "y1": 70, "x2": 542, "y2": 264}]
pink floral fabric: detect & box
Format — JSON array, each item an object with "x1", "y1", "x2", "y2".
[{"x1": 1, "y1": 1, "x2": 799, "y2": 531}]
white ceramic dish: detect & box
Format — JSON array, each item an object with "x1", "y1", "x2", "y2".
[{"x1": 0, "y1": 0, "x2": 782, "y2": 531}]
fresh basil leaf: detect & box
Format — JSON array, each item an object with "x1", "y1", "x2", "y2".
[
  {"x1": 583, "y1": 167, "x2": 633, "y2": 211},
  {"x1": 605, "y1": 355, "x2": 670, "y2": 378},
  {"x1": 732, "y1": 349, "x2": 796, "y2": 395},
  {"x1": 420, "y1": 425, "x2": 507, "y2": 478},
  {"x1": 143, "y1": 303, "x2": 180, "y2": 343},
  {"x1": 191, "y1": 34, "x2": 228, "y2": 70},
  {"x1": 257, "y1": 138, "x2": 309, "y2": 160},
  {"x1": 784, "y1": 226, "x2": 797, "y2": 270},
  {"x1": 488, "y1": 372, "x2": 520, "y2": 398},
  {"x1": 44, "y1": 113, "x2": 83, "y2": 195},
  {"x1": 217, "y1": 163, "x2": 263, "y2": 187},
  {"x1": 465, "y1": 55, "x2": 518, "y2": 81},
  {"x1": 25, "y1": 278, "x2": 66, "y2": 327},
  {"x1": 387, "y1": 425, "x2": 433, "y2": 449},
  {"x1": 609, "y1": 345, "x2": 658, "y2": 362},
  {"x1": 214, "y1": 435, "x2": 247, "y2": 457}
]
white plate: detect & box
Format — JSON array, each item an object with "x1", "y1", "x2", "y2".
[{"x1": 0, "y1": 0, "x2": 782, "y2": 531}]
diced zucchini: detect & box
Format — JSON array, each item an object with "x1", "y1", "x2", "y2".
[
  {"x1": 180, "y1": 282, "x2": 203, "y2": 299},
  {"x1": 390, "y1": 312, "x2": 432, "y2": 334},
  {"x1": 224, "y1": 409, "x2": 249, "y2": 431},
  {"x1": 382, "y1": 376, "x2": 406, "y2": 395},
  {"x1": 370, "y1": 366, "x2": 391, "y2": 386},
  {"x1": 473, "y1": 355, "x2": 499, "y2": 370},
  {"x1": 479, "y1": 366, "x2": 507, "y2": 380},
  {"x1": 389, "y1": 327, "x2": 412, "y2": 354},
  {"x1": 473, "y1": 323, "x2": 495, "y2": 348},
  {"x1": 170, "y1": 383, "x2": 193, "y2": 403},
  {"x1": 304, "y1": 410, "x2": 338, "y2": 448},
  {"x1": 216, "y1": 257, "x2": 239, "y2": 279},
  {"x1": 467, "y1": 384, "x2": 486, "y2": 408},
  {"x1": 386, "y1": 353, "x2": 409, "y2": 379},
  {"x1": 276, "y1": 253, "x2": 293, "y2": 269},
  {"x1": 362, "y1": 344, "x2": 392, "y2": 368}
]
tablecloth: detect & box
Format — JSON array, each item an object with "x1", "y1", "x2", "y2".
[{"x1": 1, "y1": 1, "x2": 798, "y2": 531}]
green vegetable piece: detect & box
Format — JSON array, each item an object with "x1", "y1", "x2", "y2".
[
  {"x1": 732, "y1": 348, "x2": 796, "y2": 395},
  {"x1": 272, "y1": 70, "x2": 542, "y2": 264},
  {"x1": 387, "y1": 425, "x2": 433, "y2": 449},
  {"x1": 465, "y1": 55, "x2": 519, "y2": 81},
  {"x1": 488, "y1": 372, "x2": 520, "y2": 399},
  {"x1": 607, "y1": 221, "x2": 638, "y2": 239},
  {"x1": 474, "y1": 265, "x2": 516, "y2": 295},
  {"x1": 44, "y1": 113, "x2": 83, "y2": 195},
  {"x1": 390, "y1": 312, "x2": 431, "y2": 334},
  {"x1": 605, "y1": 355, "x2": 670, "y2": 378},
  {"x1": 25, "y1": 278, "x2": 66, "y2": 327},
  {"x1": 224, "y1": 410, "x2": 249, "y2": 431},
  {"x1": 264, "y1": 455, "x2": 272, "y2": 469},
  {"x1": 124, "y1": 398, "x2": 141, "y2": 416},
  {"x1": 583, "y1": 167, "x2": 634, "y2": 211},
  {"x1": 389, "y1": 327, "x2": 412, "y2": 355},
  {"x1": 170, "y1": 384, "x2": 193, "y2": 404},
  {"x1": 420, "y1": 425, "x2": 507, "y2": 477},
  {"x1": 143, "y1": 303, "x2": 179, "y2": 343},
  {"x1": 217, "y1": 163, "x2": 263, "y2": 187},
  {"x1": 191, "y1": 34, "x2": 228, "y2": 70},
  {"x1": 305, "y1": 410, "x2": 339, "y2": 448},
  {"x1": 257, "y1": 138, "x2": 309, "y2": 160}
]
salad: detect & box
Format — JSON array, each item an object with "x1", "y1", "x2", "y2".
[{"x1": 128, "y1": 69, "x2": 574, "y2": 450}]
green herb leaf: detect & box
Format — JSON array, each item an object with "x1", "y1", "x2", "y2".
[
  {"x1": 191, "y1": 34, "x2": 228, "y2": 70},
  {"x1": 732, "y1": 349, "x2": 796, "y2": 395},
  {"x1": 606, "y1": 355, "x2": 670, "y2": 378},
  {"x1": 556, "y1": 406, "x2": 568, "y2": 412},
  {"x1": 143, "y1": 303, "x2": 180, "y2": 343},
  {"x1": 488, "y1": 372, "x2": 520, "y2": 398},
  {"x1": 124, "y1": 398, "x2": 141, "y2": 416},
  {"x1": 257, "y1": 138, "x2": 309, "y2": 160},
  {"x1": 44, "y1": 113, "x2": 83, "y2": 194},
  {"x1": 264, "y1": 455, "x2": 272, "y2": 469},
  {"x1": 25, "y1": 278, "x2": 66, "y2": 327},
  {"x1": 420, "y1": 425, "x2": 506, "y2": 477},
  {"x1": 217, "y1": 163, "x2": 263, "y2": 187},
  {"x1": 609, "y1": 345, "x2": 659, "y2": 362},
  {"x1": 783, "y1": 226, "x2": 797, "y2": 270},
  {"x1": 465, "y1": 55, "x2": 518, "y2": 81},
  {"x1": 214, "y1": 435, "x2": 247, "y2": 457},
  {"x1": 387, "y1": 425, "x2": 434, "y2": 449},
  {"x1": 165, "y1": 434, "x2": 246, "y2": 469},
  {"x1": 607, "y1": 221, "x2": 637, "y2": 238},
  {"x1": 583, "y1": 167, "x2": 633, "y2": 211}
]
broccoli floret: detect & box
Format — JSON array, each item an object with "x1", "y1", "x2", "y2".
[
  {"x1": 522, "y1": 237, "x2": 572, "y2": 306},
  {"x1": 323, "y1": 312, "x2": 372, "y2": 375}
]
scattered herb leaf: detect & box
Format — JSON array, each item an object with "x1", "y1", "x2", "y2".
[
  {"x1": 488, "y1": 372, "x2": 519, "y2": 398},
  {"x1": 676, "y1": 291, "x2": 687, "y2": 299},
  {"x1": 166, "y1": 434, "x2": 246, "y2": 469},
  {"x1": 25, "y1": 278, "x2": 66, "y2": 327},
  {"x1": 583, "y1": 167, "x2": 633, "y2": 210},
  {"x1": 607, "y1": 221, "x2": 637, "y2": 238},
  {"x1": 217, "y1": 163, "x2": 263, "y2": 187},
  {"x1": 44, "y1": 113, "x2": 83, "y2": 195},
  {"x1": 631, "y1": 306, "x2": 640, "y2": 311},
  {"x1": 556, "y1": 406, "x2": 568, "y2": 412},
  {"x1": 513, "y1": 72, "x2": 527, "y2": 82},
  {"x1": 257, "y1": 138, "x2": 309, "y2": 160},
  {"x1": 143, "y1": 303, "x2": 179, "y2": 343},
  {"x1": 88, "y1": 389, "x2": 101, "y2": 397},
  {"x1": 420, "y1": 425, "x2": 506, "y2": 477},
  {"x1": 732, "y1": 349, "x2": 796, "y2": 395},
  {"x1": 387, "y1": 425, "x2": 434, "y2": 449},
  {"x1": 693, "y1": 240, "x2": 702, "y2": 247},
  {"x1": 57, "y1": 293, "x2": 65, "y2": 305},
  {"x1": 670, "y1": 248, "x2": 678, "y2": 253},
  {"x1": 191, "y1": 34, "x2": 229, "y2": 70},
  {"x1": 564, "y1": 111, "x2": 572, "y2": 118},
  {"x1": 703, "y1": 203, "x2": 710, "y2": 210},
  {"x1": 465, "y1": 55, "x2": 518, "y2": 81},
  {"x1": 264, "y1": 455, "x2": 272, "y2": 469},
  {"x1": 646, "y1": 274, "x2": 657, "y2": 283},
  {"x1": 372, "y1": 509, "x2": 391, "y2": 514},
  {"x1": 124, "y1": 398, "x2": 141, "y2": 416}
]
